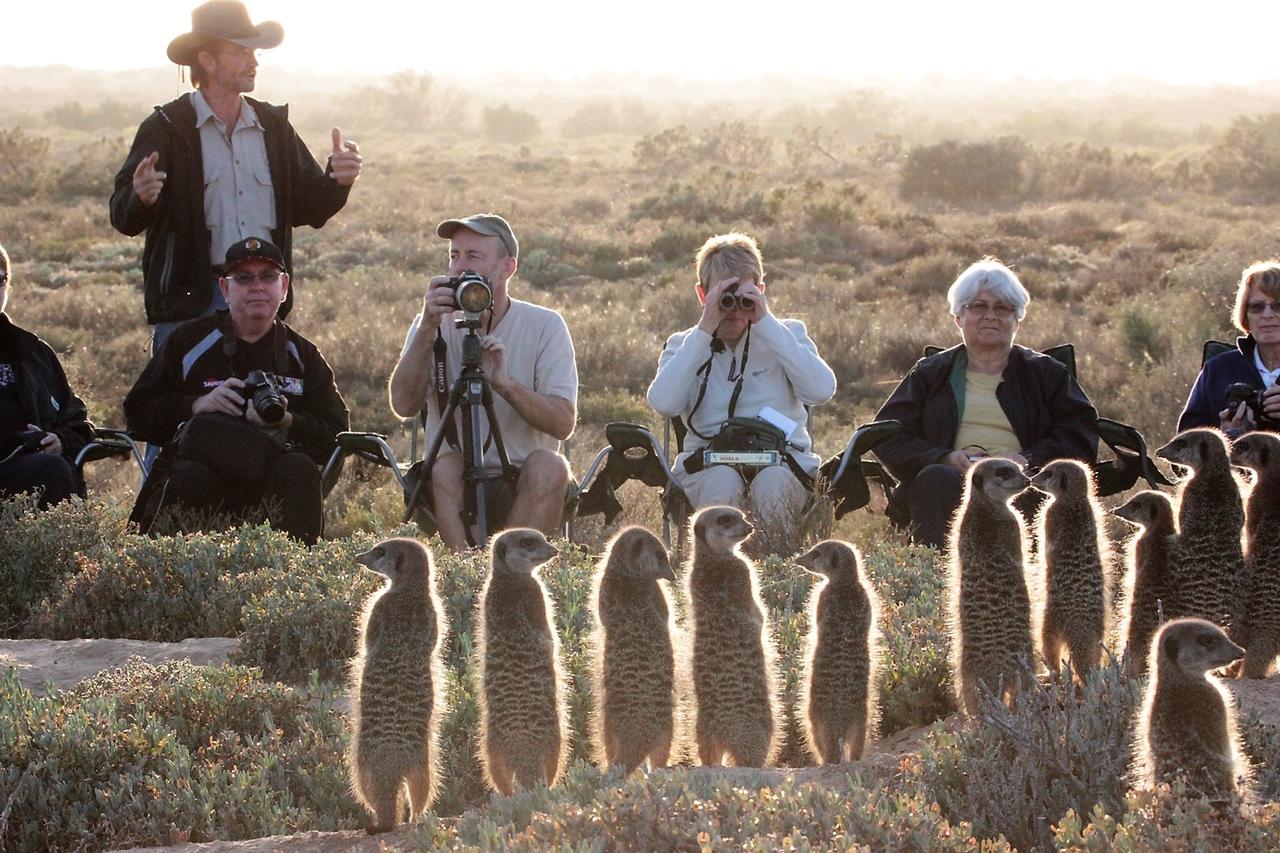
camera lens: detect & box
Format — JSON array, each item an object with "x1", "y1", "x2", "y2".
[
  {"x1": 253, "y1": 388, "x2": 285, "y2": 423},
  {"x1": 456, "y1": 278, "x2": 493, "y2": 314}
]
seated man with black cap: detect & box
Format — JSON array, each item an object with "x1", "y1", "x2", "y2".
[
  {"x1": 124, "y1": 237, "x2": 349, "y2": 544},
  {"x1": 388, "y1": 213, "x2": 577, "y2": 551}
]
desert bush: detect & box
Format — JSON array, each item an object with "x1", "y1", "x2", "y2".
[
  {"x1": 561, "y1": 102, "x2": 620, "y2": 138},
  {"x1": 0, "y1": 128, "x2": 52, "y2": 204},
  {"x1": 1055, "y1": 787, "x2": 1280, "y2": 850},
  {"x1": 900, "y1": 137, "x2": 1030, "y2": 204},
  {"x1": 910, "y1": 659, "x2": 1141, "y2": 850},
  {"x1": 440, "y1": 765, "x2": 995, "y2": 850},
  {"x1": 634, "y1": 121, "x2": 773, "y2": 174},
  {"x1": 1205, "y1": 113, "x2": 1280, "y2": 199},
  {"x1": 482, "y1": 103, "x2": 542, "y2": 144},
  {"x1": 0, "y1": 495, "x2": 128, "y2": 636},
  {"x1": 1029, "y1": 143, "x2": 1158, "y2": 201},
  {"x1": 0, "y1": 662, "x2": 362, "y2": 852},
  {"x1": 28, "y1": 526, "x2": 297, "y2": 641},
  {"x1": 231, "y1": 536, "x2": 383, "y2": 682}
]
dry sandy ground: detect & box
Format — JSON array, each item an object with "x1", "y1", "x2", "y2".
[{"x1": 0, "y1": 638, "x2": 1273, "y2": 853}]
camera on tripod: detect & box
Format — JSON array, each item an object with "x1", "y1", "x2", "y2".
[
  {"x1": 242, "y1": 369, "x2": 286, "y2": 424},
  {"x1": 447, "y1": 270, "x2": 494, "y2": 323}
]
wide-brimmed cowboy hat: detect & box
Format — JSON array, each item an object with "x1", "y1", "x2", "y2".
[{"x1": 167, "y1": 1, "x2": 283, "y2": 65}]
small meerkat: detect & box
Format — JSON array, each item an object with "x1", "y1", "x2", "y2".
[
  {"x1": 948, "y1": 457, "x2": 1036, "y2": 716},
  {"x1": 475, "y1": 528, "x2": 568, "y2": 796},
  {"x1": 1133, "y1": 618, "x2": 1251, "y2": 800},
  {"x1": 1113, "y1": 491, "x2": 1178, "y2": 678},
  {"x1": 347, "y1": 538, "x2": 447, "y2": 833},
  {"x1": 589, "y1": 525, "x2": 678, "y2": 773},
  {"x1": 1030, "y1": 459, "x2": 1111, "y2": 679},
  {"x1": 1230, "y1": 432, "x2": 1280, "y2": 678},
  {"x1": 685, "y1": 505, "x2": 781, "y2": 768},
  {"x1": 795, "y1": 539, "x2": 881, "y2": 765},
  {"x1": 1156, "y1": 429, "x2": 1245, "y2": 634}
]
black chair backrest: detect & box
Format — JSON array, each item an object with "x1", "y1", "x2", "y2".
[
  {"x1": 922, "y1": 343, "x2": 1077, "y2": 379},
  {"x1": 1202, "y1": 340, "x2": 1234, "y2": 366}
]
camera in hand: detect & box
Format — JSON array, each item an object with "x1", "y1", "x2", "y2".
[
  {"x1": 242, "y1": 369, "x2": 286, "y2": 424},
  {"x1": 1225, "y1": 382, "x2": 1277, "y2": 427},
  {"x1": 447, "y1": 270, "x2": 494, "y2": 317},
  {"x1": 718, "y1": 282, "x2": 756, "y2": 312}
]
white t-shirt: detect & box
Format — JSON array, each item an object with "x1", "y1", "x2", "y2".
[{"x1": 399, "y1": 299, "x2": 578, "y2": 467}]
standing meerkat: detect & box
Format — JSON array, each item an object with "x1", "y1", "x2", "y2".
[
  {"x1": 1156, "y1": 428, "x2": 1245, "y2": 633},
  {"x1": 1030, "y1": 459, "x2": 1111, "y2": 678},
  {"x1": 589, "y1": 525, "x2": 678, "y2": 773},
  {"x1": 347, "y1": 538, "x2": 447, "y2": 834},
  {"x1": 475, "y1": 528, "x2": 568, "y2": 795},
  {"x1": 685, "y1": 505, "x2": 781, "y2": 767},
  {"x1": 795, "y1": 539, "x2": 881, "y2": 765},
  {"x1": 948, "y1": 457, "x2": 1036, "y2": 716},
  {"x1": 1134, "y1": 618, "x2": 1251, "y2": 800},
  {"x1": 1113, "y1": 491, "x2": 1178, "y2": 678},
  {"x1": 1230, "y1": 431, "x2": 1280, "y2": 678}
]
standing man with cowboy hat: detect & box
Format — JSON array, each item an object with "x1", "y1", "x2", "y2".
[{"x1": 110, "y1": 0, "x2": 364, "y2": 354}]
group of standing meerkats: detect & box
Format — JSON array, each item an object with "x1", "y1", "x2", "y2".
[
  {"x1": 954, "y1": 426, "x2": 1280, "y2": 809},
  {"x1": 342, "y1": 425, "x2": 1277, "y2": 832}
]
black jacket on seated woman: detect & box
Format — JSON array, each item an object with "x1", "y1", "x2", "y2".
[
  {"x1": 873, "y1": 258, "x2": 1098, "y2": 550},
  {"x1": 1178, "y1": 261, "x2": 1280, "y2": 436},
  {"x1": 0, "y1": 245, "x2": 93, "y2": 509}
]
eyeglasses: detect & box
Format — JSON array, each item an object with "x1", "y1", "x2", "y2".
[
  {"x1": 225, "y1": 270, "x2": 282, "y2": 286},
  {"x1": 962, "y1": 301, "x2": 1015, "y2": 318},
  {"x1": 1246, "y1": 301, "x2": 1280, "y2": 317}
]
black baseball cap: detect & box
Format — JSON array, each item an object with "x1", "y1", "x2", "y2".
[{"x1": 222, "y1": 237, "x2": 286, "y2": 274}]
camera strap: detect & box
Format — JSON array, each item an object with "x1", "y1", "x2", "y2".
[
  {"x1": 433, "y1": 329, "x2": 460, "y2": 451},
  {"x1": 686, "y1": 323, "x2": 751, "y2": 442},
  {"x1": 219, "y1": 315, "x2": 291, "y2": 379}
]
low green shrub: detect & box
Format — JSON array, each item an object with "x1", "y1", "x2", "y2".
[
  {"x1": 1055, "y1": 787, "x2": 1280, "y2": 850},
  {"x1": 0, "y1": 495, "x2": 127, "y2": 636},
  {"x1": 909, "y1": 659, "x2": 1141, "y2": 851},
  {"x1": 0, "y1": 661, "x2": 362, "y2": 853}
]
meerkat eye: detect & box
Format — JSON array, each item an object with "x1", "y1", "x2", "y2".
[
  {"x1": 1198, "y1": 635, "x2": 1215, "y2": 648},
  {"x1": 374, "y1": 546, "x2": 385, "y2": 558},
  {"x1": 718, "y1": 515, "x2": 733, "y2": 527}
]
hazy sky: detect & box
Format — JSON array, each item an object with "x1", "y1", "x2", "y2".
[{"x1": 7, "y1": 0, "x2": 1278, "y2": 84}]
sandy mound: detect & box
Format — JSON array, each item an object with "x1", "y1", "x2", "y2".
[{"x1": 0, "y1": 638, "x2": 239, "y2": 693}]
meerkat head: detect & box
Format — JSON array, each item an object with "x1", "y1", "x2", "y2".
[
  {"x1": 1030, "y1": 458, "x2": 1092, "y2": 500},
  {"x1": 1157, "y1": 428, "x2": 1230, "y2": 477},
  {"x1": 795, "y1": 539, "x2": 861, "y2": 581},
  {"x1": 968, "y1": 457, "x2": 1030, "y2": 505},
  {"x1": 691, "y1": 505, "x2": 753, "y2": 556},
  {"x1": 1230, "y1": 431, "x2": 1280, "y2": 473},
  {"x1": 490, "y1": 528, "x2": 558, "y2": 576},
  {"x1": 1155, "y1": 618, "x2": 1245, "y2": 679},
  {"x1": 604, "y1": 525, "x2": 675, "y2": 582},
  {"x1": 1112, "y1": 490, "x2": 1175, "y2": 530},
  {"x1": 355, "y1": 537, "x2": 430, "y2": 586}
]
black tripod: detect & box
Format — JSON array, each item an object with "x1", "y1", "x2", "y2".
[{"x1": 403, "y1": 318, "x2": 517, "y2": 548}]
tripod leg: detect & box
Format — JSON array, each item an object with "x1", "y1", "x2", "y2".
[
  {"x1": 403, "y1": 389, "x2": 464, "y2": 525},
  {"x1": 461, "y1": 381, "x2": 490, "y2": 548}
]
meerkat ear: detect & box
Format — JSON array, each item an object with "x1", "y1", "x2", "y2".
[
  {"x1": 495, "y1": 540, "x2": 508, "y2": 564},
  {"x1": 973, "y1": 469, "x2": 985, "y2": 491},
  {"x1": 1261, "y1": 442, "x2": 1271, "y2": 467},
  {"x1": 1161, "y1": 630, "x2": 1180, "y2": 662}
]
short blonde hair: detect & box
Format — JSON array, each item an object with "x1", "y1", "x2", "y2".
[
  {"x1": 1233, "y1": 260, "x2": 1280, "y2": 333},
  {"x1": 694, "y1": 233, "x2": 765, "y2": 291}
]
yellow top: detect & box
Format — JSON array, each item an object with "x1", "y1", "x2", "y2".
[{"x1": 954, "y1": 370, "x2": 1019, "y2": 454}]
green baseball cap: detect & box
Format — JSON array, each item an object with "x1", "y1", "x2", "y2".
[{"x1": 436, "y1": 214, "x2": 519, "y2": 259}]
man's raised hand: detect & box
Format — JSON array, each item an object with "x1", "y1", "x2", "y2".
[
  {"x1": 132, "y1": 151, "x2": 166, "y2": 206},
  {"x1": 329, "y1": 127, "x2": 362, "y2": 187}
]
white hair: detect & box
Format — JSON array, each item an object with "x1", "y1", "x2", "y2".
[{"x1": 946, "y1": 258, "x2": 1030, "y2": 320}]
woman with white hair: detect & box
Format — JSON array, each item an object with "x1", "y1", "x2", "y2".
[{"x1": 872, "y1": 257, "x2": 1098, "y2": 549}]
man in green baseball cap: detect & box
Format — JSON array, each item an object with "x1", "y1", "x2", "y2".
[{"x1": 389, "y1": 213, "x2": 578, "y2": 550}]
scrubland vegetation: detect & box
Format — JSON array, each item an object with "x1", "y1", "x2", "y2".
[{"x1": 3, "y1": 71, "x2": 1280, "y2": 849}]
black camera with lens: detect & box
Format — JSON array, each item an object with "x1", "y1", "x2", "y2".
[
  {"x1": 15, "y1": 428, "x2": 46, "y2": 453},
  {"x1": 242, "y1": 369, "x2": 286, "y2": 424},
  {"x1": 447, "y1": 270, "x2": 494, "y2": 316},
  {"x1": 1225, "y1": 382, "x2": 1278, "y2": 427},
  {"x1": 718, "y1": 282, "x2": 756, "y2": 312}
]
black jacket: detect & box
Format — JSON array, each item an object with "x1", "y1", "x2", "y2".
[
  {"x1": 874, "y1": 343, "x2": 1099, "y2": 484},
  {"x1": 123, "y1": 312, "x2": 349, "y2": 464},
  {"x1": 109, "y1": 94, "x2": 350, "y2": 324},
  {"x1": 0, "y1": 313, "x2": 93, "y2": 463}
]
